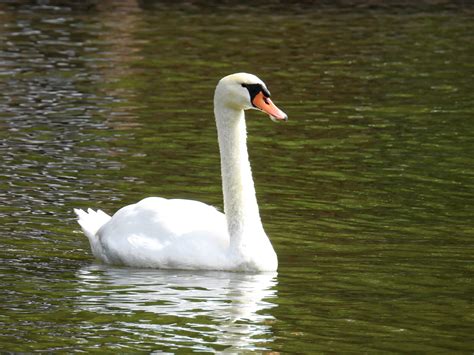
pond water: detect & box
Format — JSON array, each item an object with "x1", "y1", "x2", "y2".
[{"x1": 0, "y1": 1, "x2": 473, "y2": 352}]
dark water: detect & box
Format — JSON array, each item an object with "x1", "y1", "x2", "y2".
[{"x1": 1, "y1": 1, "x2": 473, "y2": 352}]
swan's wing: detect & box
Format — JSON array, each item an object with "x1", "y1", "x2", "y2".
[{"x1": 96, "y1": 197, "x2": 229, "y2": 268}]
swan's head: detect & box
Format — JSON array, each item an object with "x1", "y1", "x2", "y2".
[{"x1": 215, "y1": 73, "x2": 288, "y2": 122}]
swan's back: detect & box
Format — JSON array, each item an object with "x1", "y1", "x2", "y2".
[{"x1": 89, "y1": 197, "x2": 229, "y2": 269}]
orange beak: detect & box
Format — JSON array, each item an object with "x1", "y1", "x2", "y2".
[{"x1": 252, "y1": 92, "x2": 288, "y2": 122}]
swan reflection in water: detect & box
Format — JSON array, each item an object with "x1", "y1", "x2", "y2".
[{"x1": 76, "y1": 265, "x2": 278, "y2": 351}]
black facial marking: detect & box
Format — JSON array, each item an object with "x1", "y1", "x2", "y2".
[{"x1": 241, "y1": 83, "x2": 271, "y2": 104}]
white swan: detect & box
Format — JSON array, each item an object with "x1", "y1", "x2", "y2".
[{"x1": 74, "y1": 73, "x2": 287, "y2": 272}]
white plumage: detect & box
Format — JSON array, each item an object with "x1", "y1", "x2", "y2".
[{"x1": 74, "y1": 73, "x2": 287, "y2": 272}]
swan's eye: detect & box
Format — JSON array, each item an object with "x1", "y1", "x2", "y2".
[{"x1": 241, "y1": 83, "x2": 271, "y2": 99}]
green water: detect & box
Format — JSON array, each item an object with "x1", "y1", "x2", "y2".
[{"x1": 1, "y1": 1, "x2": 473, "y2": 352}]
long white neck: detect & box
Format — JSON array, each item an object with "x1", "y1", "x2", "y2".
[{"x1": 214, "y1": 104, "x2": 266, "y2": 249}]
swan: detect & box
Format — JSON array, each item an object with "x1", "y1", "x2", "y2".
[{"x1": 74, "y1": 73, "x2": 287, "y2": 272}]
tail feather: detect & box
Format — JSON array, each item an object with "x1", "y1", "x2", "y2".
[{"x1": 74, "y1": 208, "x2": 111, "y2": 240}]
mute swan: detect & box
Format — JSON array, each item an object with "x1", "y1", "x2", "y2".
[{"x1": 74, "y1": 73, "x2": 287, "y2": 272}]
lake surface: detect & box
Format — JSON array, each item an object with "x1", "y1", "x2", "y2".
[{"x1": 0, "y1": 1, "x2": 473, "y2": 352}]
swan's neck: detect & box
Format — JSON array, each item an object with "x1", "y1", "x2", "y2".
[{"x1": 215, "y1": 105, "x2": 266, "y2": 249}]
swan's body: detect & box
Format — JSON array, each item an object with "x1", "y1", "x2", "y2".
[{"x1": 74, "y1": 73, "x2": 287, "y2": 272}]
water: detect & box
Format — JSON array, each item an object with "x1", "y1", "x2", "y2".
[{"x1": 1, "y1": 1, "x2": 473, "y2": 352}]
